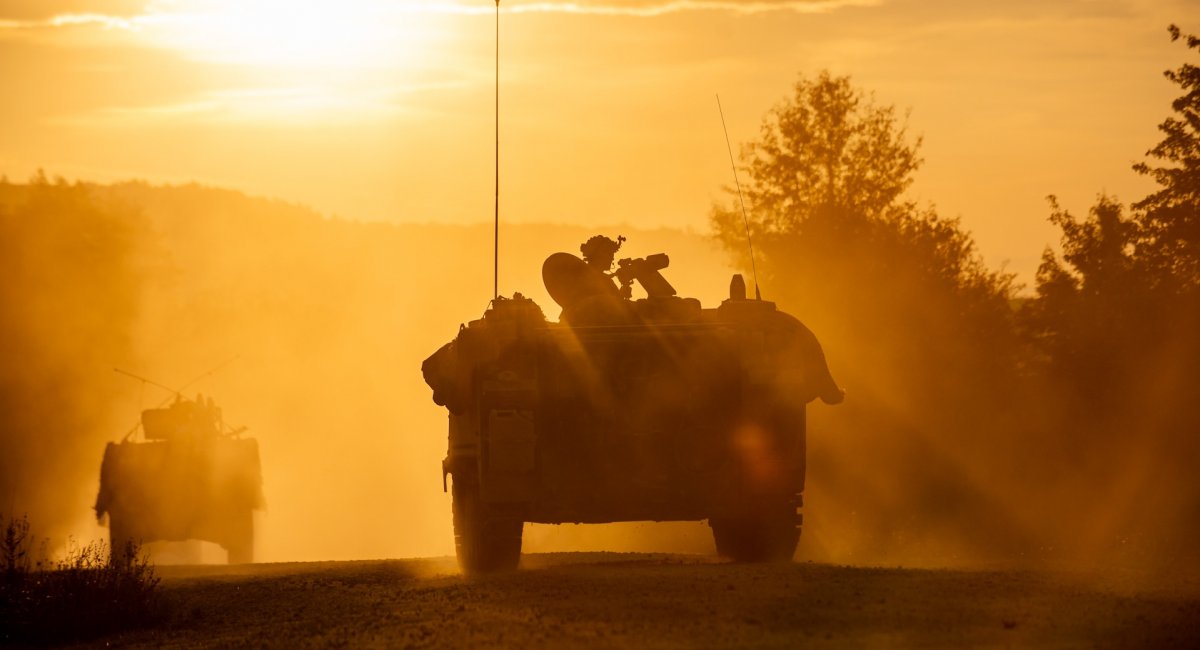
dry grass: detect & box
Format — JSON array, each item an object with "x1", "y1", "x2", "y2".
[{"x1": 0, "y1": 513, "x2": 164, "y2": 645}]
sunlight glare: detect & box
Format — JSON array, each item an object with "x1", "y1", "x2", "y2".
[{"x1": 151, "y1": 0, "x2": 447, "y2": 69}]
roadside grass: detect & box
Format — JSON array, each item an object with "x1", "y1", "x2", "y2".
[{"x1": 1, "y1": 513, "x2": 165, "y2": 645}]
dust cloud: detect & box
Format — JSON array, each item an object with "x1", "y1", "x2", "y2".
[
  {"x1": 0, "y1": 175, "x2": 735, "y2": 562},
  {"x1": 715, "y1": 203, "x2": 1200, "y2": 576},
  {"x1": 2, "y1": 175, "x2": 1197, "y2": 575}
]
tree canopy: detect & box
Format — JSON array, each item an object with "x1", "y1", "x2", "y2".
[
  {"x1": 1021, "y1": 25, "x2": 1200, "y2": 562},
  {"x1": 737, "y1": 71, "x2": 922, "y2": 231},
  {"x1": 1030, "y1": 25, "x2": 1200, "y2": 377},
  {"x1": 712, "y1": 71, "x2": 1015, "y2": 383},
  {"x1": 1133, "y1": 25, "x2": 1200, "y2": 291}
]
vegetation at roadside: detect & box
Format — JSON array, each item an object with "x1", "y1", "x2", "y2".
[{"x1": 1, "y1": 513, "x2": 164, "y2": 646}]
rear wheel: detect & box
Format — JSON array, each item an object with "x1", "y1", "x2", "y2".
[
  {"x1": 107, "y1": 514, "x2": 135, "y2": 566},
  {"x1": 452, "y1": 473, "x2": 523, "y2": 574},
  {"x1": 225, "y1": 510, "x2": 254, "y2": 564},
  {"x1": 709, "y1": 496, "x2": 801, "y2": 562}
]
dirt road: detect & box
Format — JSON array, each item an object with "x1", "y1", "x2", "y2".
[{"x1": 98, "y1": 553, "x2": 1199, "y2": 648}]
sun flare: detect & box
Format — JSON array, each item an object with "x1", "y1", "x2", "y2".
[{"x1": 148, "y1": 0, "x2": 448, "y2": 70}]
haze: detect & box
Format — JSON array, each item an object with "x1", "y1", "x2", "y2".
[{"x1": 3, "y1": 0, "x2": 1200, "y2": 573}]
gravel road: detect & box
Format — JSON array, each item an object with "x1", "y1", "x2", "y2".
[{"x1": 94, "y1": 553, "x2": 1200, "y2": 648}]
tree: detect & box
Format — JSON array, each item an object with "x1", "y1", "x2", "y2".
[
  {"x1": 1121, "y1": 25, "x2": 1200, "y2": 413},
  {"x1": 735, "y1": 71, "x2": 922, "y2": 232},
  {"x1": 1128, "y1": 26, "x2": 1200, "y2": 510},
  {"x1": 1031, "y1": 26, "x2": 1200, "y2": 391},
  {"x1": 1024, "y1": 195, "x2": 1144, "y2": 398},
  {"x1": 1045, "y1": 195, "x2": 1139, "y2": 298},
  {"x1": 1021, "y1": 30, "x2": 1200, "y2": 557},
  {"x1": 711, "y1": 71, "x2": 1015, "y2": 389},
  {"x1": 1133, "y1": 25, "x2": 1200, "y2": 291}
]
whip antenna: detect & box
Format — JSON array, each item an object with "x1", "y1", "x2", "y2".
[
  {"x1": 177, "y1": 354, "x2": 239, "y2": 394},
  {"x1": 716, "y1": 94, "x2": 761, "y2": 300},
  {"x1": 113, "y1": 368, "x2": 178, "y2": 396},
  {"x1": 113, "y1": 356, "x2": 239, "y2": 442},
  {"x1": 493, "y1": 0, "x2": 500, "y2": 300}
]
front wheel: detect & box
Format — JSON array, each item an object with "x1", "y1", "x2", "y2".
[
  {"x1": 451, "y1": 474, "x2": 523, "y2": 574},
  {"x1": 107, "y1": 513, "x2": 136, "y2": 566},
  {"x1": 709, "y1": 497, "x2": 800, "y2": 562},
  {"x1": 225, "y1": 510, "x2": 254, "y2": 564}
]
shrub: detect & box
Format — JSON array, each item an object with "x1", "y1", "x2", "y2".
[{"x1": 0, "y1": 513, "x2": 164, "y2": 645}]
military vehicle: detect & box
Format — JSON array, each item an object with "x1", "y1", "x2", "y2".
[
  {"x1": 422, "y1": 236, "x2": 842, "y2": 573},
  {"x1": 95, "y1": 394, "x2": 263, "y2": 563}
]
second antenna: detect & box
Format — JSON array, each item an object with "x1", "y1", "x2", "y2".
[{"x1": 716, "y1": 94, "x2": 761, "y2": 300}]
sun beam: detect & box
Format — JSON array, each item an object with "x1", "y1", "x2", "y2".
[
  {"x1": 120, "y1": 0, "x2": 459, "y2": 120},
  {"x1": 148, "y1": 0, "x2": 448, "y2": 70}
]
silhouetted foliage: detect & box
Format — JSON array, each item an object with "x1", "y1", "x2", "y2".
[
  {"x1": 1030, "y1": 26, "x2": 1200, "y2": 407},
  {"x1": 1133, "y1": 25, "x2": 1200, "y2": 292},
  {"x1": 1022, "y1": 25, "x2": 1200, "y2": 562},
  {"x1": 0, "y1": 513, "x2": 163, "y2": 645},
  {"x1": 736, "y1": 71, "x2": 923, "y2": 227},
  {"x1": 713, "y1": 73, "x2": 1015, "y2": 374},
  {"x1": 1024, "y1": 196, "x2": 1146, "y2": 396}
]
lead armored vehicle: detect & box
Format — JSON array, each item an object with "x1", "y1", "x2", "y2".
[
  {"x1": 422, "y1": 236, "x2": 842, "y2": 573},
  {"x1": 95, "y1": 395, "x2": 263, "y2": 563}
]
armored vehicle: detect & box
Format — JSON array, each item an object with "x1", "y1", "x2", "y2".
[
  {"x1": 95, "y1": 395, "x2": 263, "y2": 563},
  {"x1": 422, "y1": 236, "x2": 842, "y2": 573}
]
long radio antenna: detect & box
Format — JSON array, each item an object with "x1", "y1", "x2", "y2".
[
  {"x1": 493, "y1": 0, "x2": 500, "y2": 300},
  {"x1": 113, "y1": 368, "x2": 178, "y2": 396},
  {"x1": 176, "y1": 354, "x2": 239, "y2": 394},
  {"x1": 716, "y1": 94, "x2": 761, "y2": 300},
  {"x1": 113, "y1": 356, "x2": 239, "y2": 442}
]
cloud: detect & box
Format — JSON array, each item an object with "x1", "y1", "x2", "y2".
[
  {"x1": 0, "y1": 1, "x2": 148, "y2": 21},
  {"x1": 45, "y1": 80, "x2": 466, "y2": 128},
  {"x1": 0, "y1": 0, "x2": 879, "y2": 29},
  {"x1": 0, "y1": 12, "x2": 143, "y2": 31},
  {"x1": 435, "y1": 0, "x2": 880, "y2": 16}
]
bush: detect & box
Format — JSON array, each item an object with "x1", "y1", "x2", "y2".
[{"x1": 0, "y1": 513, "x2": 164, "y2": 645}]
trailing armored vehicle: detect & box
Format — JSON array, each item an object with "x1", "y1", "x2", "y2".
[
  {"x1": 95, "y1": 394, "x2": 263, "y2": 563},
  {"x1": 422, "y1": 236, "x2": 842, "y2": 573}
]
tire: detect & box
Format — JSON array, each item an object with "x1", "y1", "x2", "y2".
[
  {"x1": 225, "y1": 510, "x2": 254, "y2": 564},
  {"x1": 108, "y1": 514, "x2": 134, "y2": 566},
  {"x1": 452, "y1": 473, "x2": 523, "y2": 574},
  {"x1": 709, "y1": 497, "x2": 801, "y2": 562}
]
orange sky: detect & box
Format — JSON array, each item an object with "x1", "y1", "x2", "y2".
[{"x1": 2, "y1": 0, "x2": 1197, "y2": 283}]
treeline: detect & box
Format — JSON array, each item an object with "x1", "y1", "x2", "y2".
[{"x1": 712, "y1": 26, "x2": 1200, "y2": 566}]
